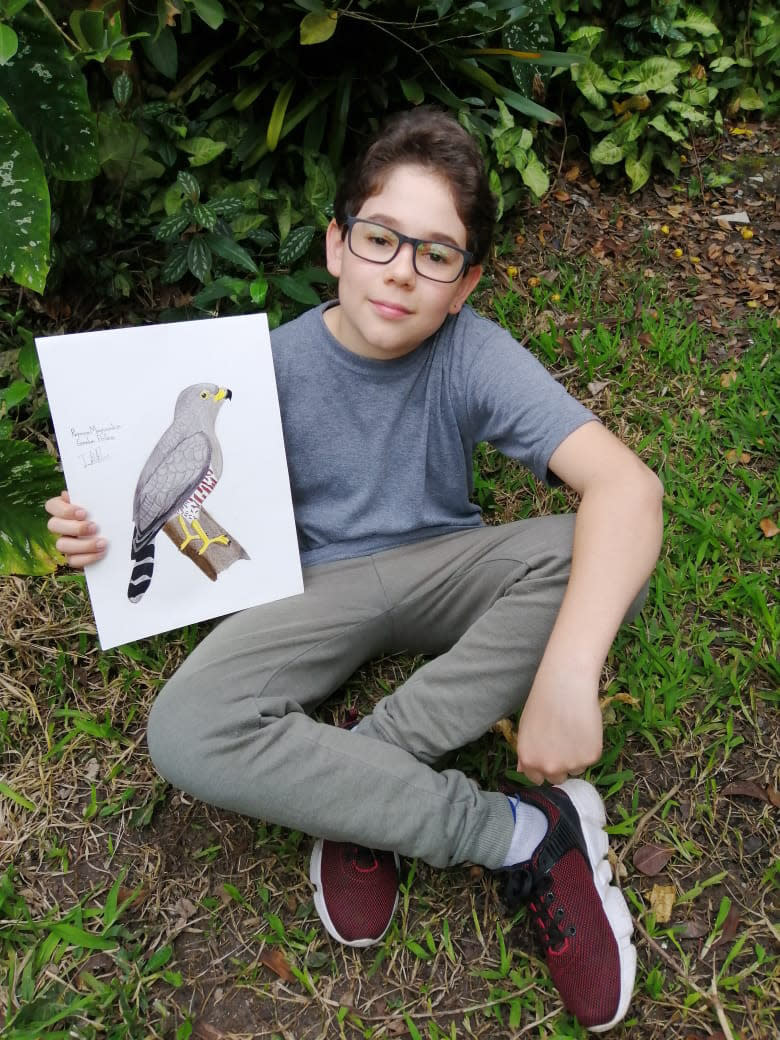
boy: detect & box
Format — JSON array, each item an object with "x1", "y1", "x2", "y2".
[{"x1": 46, "y1": 107, "x2": 663, "y2": 1032}]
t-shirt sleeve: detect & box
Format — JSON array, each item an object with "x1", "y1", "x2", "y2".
[{"x1": 460, "y1": 312, "x2": 597, "y2": 485}]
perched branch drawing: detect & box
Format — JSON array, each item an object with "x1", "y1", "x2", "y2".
[{"x1": 127, "y1": 382, "x2": 249, "y2": 602}]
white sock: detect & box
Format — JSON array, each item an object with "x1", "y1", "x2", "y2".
[{"x1": 501, "y1": 796, "x2": 549, "y2": 867}]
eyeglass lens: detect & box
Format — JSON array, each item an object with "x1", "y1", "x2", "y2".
[{"x1": 349, "y1": 221, "x2": 464, "y2": 282}]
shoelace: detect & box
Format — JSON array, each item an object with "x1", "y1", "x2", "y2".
[{"x1": 501, "y1": 868, "x2": 575, "y2": 953}]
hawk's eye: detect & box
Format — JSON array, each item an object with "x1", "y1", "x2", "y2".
[{"x1": 200, "y1": 390, "x2": 209, "y2": 399}]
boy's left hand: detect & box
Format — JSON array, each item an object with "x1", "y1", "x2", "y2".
[{"x1": 515, "y1": 667, "x2": 603, "y2": 785}]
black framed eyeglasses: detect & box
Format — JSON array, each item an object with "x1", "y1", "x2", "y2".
[{"x1": 344, "y1": 216, "x2": 474, "y2": 283}]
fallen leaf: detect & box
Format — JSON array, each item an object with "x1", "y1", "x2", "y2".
[
  {"x1": 717, "y1": 210, "x2": 750, "y2": 223},
  {"x1": 721, "y1": 780, "x2": 771, "y2": 802},
  {"x1": 260, "y1": 948, "x2": 295, "y2": 982},
  {"x1": 677, "y1": 917, "x2": 709, "y2": 939},
  {"x1": 565, "y1": 165, "x2": 580, "y2": 181},
  {"x1": 759, "y1": 517, "x2": 779, "y2": 538},
  {"x1": 633, "y1": 844, "x2": 673, "y2": 875},
  {"x1": 724, "y1": 449, "x2": 751, "y2": 464},
  {"x1": 587, "y1": 379, "x2": 609, "y2": 397},
  {"x1": 715, "y1": 905, "x2": 740, "y2": 946},
  {"x1": 719, "y1": 370, "x2": 738, "y2": 387},
  {"x1": 193, "y1": 1023, "x2": 230, "y2": 1040},
  {"x1": 650, "y1": 884, "x2": 675, "y2": 923},
  {"x1": 767, "y1": 787, "x2": 780, "y2": 808},
  {"x1": 491, "y1": 718, "x2": 516, "y2": 747},
  {"x1": 600, "y1": 691, "x2": 640, "y2": 710},
  {"x1": 554, "y1": 190, "x2": 571, "y2": 202},
  {"x1": 469, "y1": 865, "x2": 484, "y2": 881},
  {"x1": 666, "y1": 204, "x2": 685, "y2": 219}
]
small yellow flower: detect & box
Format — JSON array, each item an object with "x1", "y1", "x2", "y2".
[
  {"x1": 660, "y1": 225, "x2": 670, "y2": 234},
  {"x1": 551, "y1": 292, "x2": 561, "y2": 302},
  {"x1": 690, "y1": 256, "x2": 701, "y2": 263},
  {"x1": 741, "y1": 228, "x2": 754, "y2": 240},
  {"x1": 507, "y1": 265, "x2": 518, "y2": 278},
  {"x1": 528, "y1": 276, "x2": 541, "y2": 287},
  {"x1": 673, "y1": 248, "x2": 683, "y2": 258},
  {"x1": 747, "y1": 300, "x2": 759, "y2": 308}
]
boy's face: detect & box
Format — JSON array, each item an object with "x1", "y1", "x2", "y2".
[{"x1": 324, "y1": 164, "x2": 483, "y2": 361}]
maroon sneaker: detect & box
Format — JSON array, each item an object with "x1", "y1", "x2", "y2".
[
  {"x1": 310, "y1": 839, "x2": 400, "y2": 948},
  {"x1": 500, "y1": 779, "x2": 636, "y2": 1032}
]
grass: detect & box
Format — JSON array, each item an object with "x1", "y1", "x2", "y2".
[{"x1": 1, "y1": 228, "x2": 778, "y2": 1039}]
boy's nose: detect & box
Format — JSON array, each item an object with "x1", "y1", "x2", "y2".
[{"x1": 384, "y1": 241, "x2": 417, "y2": 283}]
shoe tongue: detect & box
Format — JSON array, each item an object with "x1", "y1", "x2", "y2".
[{"x1": 353, "y1": 846, "x2": 378, "y2": 870}]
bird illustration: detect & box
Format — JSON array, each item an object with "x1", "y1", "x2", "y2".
[{"x1": 128, "y1": 383, "x2": 233, "y2": 603}]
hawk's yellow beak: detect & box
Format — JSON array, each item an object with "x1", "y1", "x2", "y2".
[{"x1": 214, "y1": 387, "x2": 232, "y2": 402}]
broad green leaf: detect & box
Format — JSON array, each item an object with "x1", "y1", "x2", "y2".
[
  {"x1": 733, "y1": 84, "x2": 764, "y2": 111},
  {"x1": 709, "y1": 57, "x2": 736, "y2": 73},
  {"x1": 205, "y1": 231, "x2": 258, "y2": 273},
  {"x1": 624, "y1": 57, "x2": 683, "y2": 94},
  {"x1": 565, "y1": 26, "x2": 605, "y2": 51},
  {"x1": 49, "y1": 923, "x2": 117, "y2": 951},
  {"x1": 177, "y1": 170, "x2": 200, "y2": 200},
  {"x1": 268, "y1": 272, "x2": 321, "y2": 306},
  {"x1": 193, "y1": 276, "x2": 248, "y2": 307},
  {"x1": 649, "y1": 113, "x2": 685, "y2": 142},
  {"x1": 0, "y1": 23, "x2": 18, "y2": 63},
  {"x1": 155, "y1": 211, "x2": 191, "y2": 241},
  {"x1": 0, "y1": 379, "x2": 31, "y2": 409},
  {"x1": 191, "y1": 0, "x2": 225, "y2": 30},
  {"x1": 571, "y1": 59, "x2": 618, "y2": 109},
  {"x1": 193, "y1": 202, "x2": 217, "y2": 230},
  {"x1": 300, "y1": 10, "x2": 338, "y2": 45},
  {"x1": 278, "y1": 224, "x2": 315, "y2": 265},
  {"x1": 112, "y1": 71, "x2": 133, "y2": 106},
  {"x1": 69, "y1": 9, "x2": 107, "y2": 51},
  {"x1": 141, "y1": 26, "x2": 178, "y2": 79},
  {"x1": 0, "y1": 96, "x2": 50, "y2": 293},
  {"x1": 674, "y1": 9, "x2": 720, "y2": 38},
  {"x1": 98, "y1": 113, "x2": 164, "y2": 185},
  {"x1": 161, "y1": 243, "x2": 188, "y2": 282},
  {"x1": 0, "y1": 10, "x2": 98, "y2": 180},
  {"x1": 520, "y1": 151, "x2": 549, "y2": 199},
  {"x1": 400, "y1": 78, "x2": 424, "y2": 105},
  {"x1": 590, "y1": 134, "x2": 625, "y2": 165},
  {"x1": 0, "y1": 437, "x2": 63, "y2": 574},
  {"x1": 187, "y1": 236, "x2": 212, "y2": 281},
  {"x1": 267, "y1": 79, "x2": 295, "y2": 151},
  {"x1": 625, "y1": 143, "x2": 653, "y2": 192},
  {"x1": 180, "y1": 136, "x2": 227, "y2": 167},
  {"x1": 0, "y1": 0, "x2": 31, "y2": 17}
]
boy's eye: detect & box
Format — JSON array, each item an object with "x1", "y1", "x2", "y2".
[
  {"x1": 419, "y1": 243, "x2": 456, "y2": 265},
  {"x1": 367, "y1": 231, "x2": 396, "y2": 248}
]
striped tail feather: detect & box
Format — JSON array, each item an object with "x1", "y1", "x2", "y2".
[{"x1": 128, "y1": 528, "x2": 155, "y2": 603}]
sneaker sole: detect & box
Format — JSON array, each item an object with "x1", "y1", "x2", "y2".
[
  {"x1": 559, "y1": 779, "x2": 636, "y2": 1033},
  {"x1": 309, "y1": 839, "x2": 400, "y2": 949}
]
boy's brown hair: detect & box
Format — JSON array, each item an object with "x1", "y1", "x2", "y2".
[{"x1": 333, "y1": 107, "x2": 496, "y2": 265}]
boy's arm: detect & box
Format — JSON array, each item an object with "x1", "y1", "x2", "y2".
[{"x1": 515, "y1": 420, "x2": 664, "y2": 785}]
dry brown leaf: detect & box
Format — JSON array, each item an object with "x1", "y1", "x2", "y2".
[
  {"x1": 719, "y1": 370, "x2": 738, "y2": 387},
  {"x1": 666, "y1": 204, "x2": 685, "y2": 219},
  {"x1": 650, "y1": 883, "x2": 676, "y2": 923},
  {"x1": 633, "y1": 844, "x2": 673, "y2": 875},
  {"x1": 554, "y1": 190, "x2": 571, "y2": 202},
  {"x1": 587, "y1": 379, "x2": 609, "y2": 397},
  {"x1": 725, "y1": 449, "x2": 751, "y2": 464},
  {"x1": 193, "y1": 1024, "x2": 230, "y2": 1040},
  {"x1": 565, "y1": 165, "x2": 580, "y2": 181},
  {"x1": 600, "y1": 691, "x2": 640, "y2": 710},
  {"x1": 678, "y1": 917, "x2": 709, "y2": 939},
  {"x1": 759, "y1": 517, "x2": 779, "y2": 538},
  {"x1": 260, "y1": 948, "x2": 295, "y2": 982},
  {"x1": 715, "y1": 905, "x2": 740, "y2": 947},
  {"x1": 722, "y1": 780, "x2": 771, "y2": 802},
  {"x1": 491, "y1": 718, "x2": 516, "y2": 748},
  {"x1": 767, "y1": 787, "x2": 780, "y2": 808}
]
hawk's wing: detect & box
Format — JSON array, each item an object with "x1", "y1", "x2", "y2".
[{"x1": 133, "y1": 430, "x2": 212, "y2": 542}]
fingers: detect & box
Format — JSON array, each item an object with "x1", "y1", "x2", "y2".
[{"x1": 44, "y1": 490, "x2": 107, "y2": 569}]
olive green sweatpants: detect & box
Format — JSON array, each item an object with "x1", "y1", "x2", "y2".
[{"x1": 147, "y1": 515, "x2": 645, "y2": 869}]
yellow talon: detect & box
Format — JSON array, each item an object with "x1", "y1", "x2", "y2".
[
  {"x1": 178, "y1": 515, "x2": 197, "y2": 551},
  {"x1": 191, "y1": 518, "x2": 230, "y2": 555}
]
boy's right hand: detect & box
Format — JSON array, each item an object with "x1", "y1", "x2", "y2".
[{"x1": 45, "y1": 490, "x2": 107, "y2": 569}]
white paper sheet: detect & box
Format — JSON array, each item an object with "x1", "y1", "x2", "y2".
[{"x1": 37, "y1": 314, "x2": 303, "y2": 649}]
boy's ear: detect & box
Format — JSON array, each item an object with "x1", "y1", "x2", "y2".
[
  {"x1": 325, "y1": 219, "x2": 345, "y2": 279},
  {"x1": 449, "y1": 264, "x2": 483, "y2": 313}
]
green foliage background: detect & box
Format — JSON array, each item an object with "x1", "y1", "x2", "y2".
[{"x1": 0, "y1": 0, "x2": 777, "y2": 573}]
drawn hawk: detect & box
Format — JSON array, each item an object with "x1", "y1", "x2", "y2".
[{"x1": 128, "y1": 382, "x2": 232, "y2": 603}]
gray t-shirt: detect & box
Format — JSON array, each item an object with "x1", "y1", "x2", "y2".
[{"x1": 271, "y1": 303, "x2": 594, "y2": 566}]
